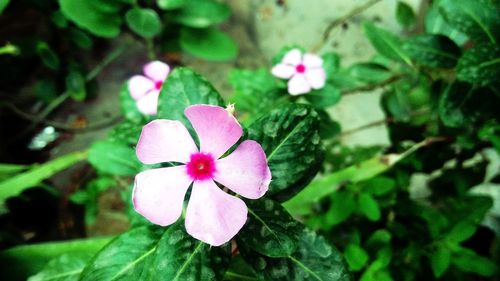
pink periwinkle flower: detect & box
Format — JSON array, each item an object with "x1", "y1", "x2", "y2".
[
  {"x1": 133, "y1": 104, "x2": 272, "y2": 246},
  {"x1": 128, "y1": 61, "x2": 170, "y2": 115},
  {"x1": 271, "y1": 48, "x2": 326, "y2": 95}
]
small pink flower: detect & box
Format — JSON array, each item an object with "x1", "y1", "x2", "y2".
[
  {"x1": 133, "y1": 104, "x2": 272, "y2": 246},
  {"x1": 128, "y1": 61, "x2": 170, "y2": 115},
  {"x1": 271, "y1": 49, "x2": 326, "y2": 95}
]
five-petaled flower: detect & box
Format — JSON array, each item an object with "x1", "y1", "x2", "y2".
[
  {"x1": 271, "y1": 48, "x2": 326, "y2": 95},
  {"x1": 128, "y1": 61, "x2": 170, "y2": 115},
  {"x1": 133, "y1": 104, "x2": 272, "y2": 246}
]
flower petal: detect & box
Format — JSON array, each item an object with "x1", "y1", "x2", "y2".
[
  {"x1": 136, "y1": 90, "x2": 159, "y2": 115},
  {"x1": 129, "y1": 75, "x2": 154, "y2": 100},
  {"x1": 185, "y1": 180, "x2": 247, "y2": 246},
  {"x1": 214, "y1": 140, "x2": 271, "y2": 199},
  {"x1": 133, "y1": 166, "x2": 192, "y2": 226},
  {"x1": 303, "y1": 53, "x2": 323, "y2": 68},
  {"x1": 305, "y1": 68, "x2": 327, "y2": 89},
  {"x1": 282, "y1": 48, "x2": 302, "y2": 65},
  {"x1": 271, "y1": 63, "x2": 295, "y2": 79},
  {"x1": 185, "y1": 105, "x2": 243, "y2": 159},
  {"x1": 288, "y1": 74, "x2": 312, "y2": 95},
  {"x1": 136, "y1": 119, "x2": 198, "y2": 164},
  {"x1": 143, "y1": 60, "x2": 170, "y2": 82}
]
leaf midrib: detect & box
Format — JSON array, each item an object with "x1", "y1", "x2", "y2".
[
  {"x1": 108, "y1": 246, "x2": 157, "y2": 281},
  {"x1": 266, "y1": 117, "x2": 308, "y2": 161},
  {"x1": 36, "y1": 269, "x2": 82, "y2": 281},
  {"x1": 457, "y1": 2, "x2": 496, "y2": 44},
  {"x1": 408, "y1": 44, "x2": 458, "y2": 60},
  {"x1": 288, "y1": 255, "x2": 323, "y2": 281},
  {"x1": 247, "y1": 207, "x2": 281, "y2": 244},
  {"x1": 172, "y1": 242, "x2": 204, "y2": 281}
]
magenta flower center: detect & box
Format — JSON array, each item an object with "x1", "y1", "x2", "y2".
[
  {"x1": 295, "y1": 64, "x2": 306, "y2": 73},
  {"x1": 186, "y1": 153, "x2": 216, "y2": 181},
  {"x1": 154, "y1": 81, "x2": 163, "y2": 90}
]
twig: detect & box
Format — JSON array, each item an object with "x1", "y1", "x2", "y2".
[{"x1": 312, "y1": 0, "x2": 382, "y2": 52}]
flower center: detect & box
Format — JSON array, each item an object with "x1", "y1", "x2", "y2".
[
  {"x1": 186, "y1": 153, "x2": 216, "y2": 181},
  {"x1": 154, "y1": 81, "x2": 163, "y2": 90},
  {"x1": 295, "y1": 64, "x2": 306, "y2": 73}
]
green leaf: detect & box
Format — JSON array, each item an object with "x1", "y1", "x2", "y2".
[
  {"x1": 88, "y1": 140, "x2": 141, "y2": 176},
  {"x1": 402, "y1": 34, "x2": 461, "y2": 68},
  {"x1": 120, "y1": 83, "x2": 145, "y2": 123},
  {"x1": 452, "y1": 248, "x2": 497, "y2": 276},
  {"x1": 430, "y1": 245, "x2": 451, "y2": 278},
  {"x1": 357, "y1": 193, "x2": 381, "y2": 221},
  {"x1": 158, "y1": 0, "x2": 186, "y2": 10},
  {"x1": 180, "y1": 27, "x2": 238, "y2": 61},
  {"x1": 157, "y1": 67, "x2": 224, "y2": 129},
  {"x1": 396, "y1": 1, "x2": 416, "y2": 28},
  {"x1": 362, "y1": 22, "x2": 412, "y2": 65},
  {"x1": 305, "y1": 83, "x2": 341, "y2": 109},
  {"x1": 247, "y1": 103, "x2": 323, "y2": 201},
  {"x1": 170, "y1": 0, "x2": 230, "y2": 28},
  {"x1": 59, "y1": 0, "x2": 122, "y2": 38},
  {"x1": 125, "y1": 8, "x2": 161, "y2": 38},
  {"x1": 68, "y1": 28, "x2": 93, "y2": 49},
  {"x1": 438, "y1": 0, "x2": 500, "y2": 44},
  {"x1": 346, "y1": 63, "x2": 392, "y2": 84},
  {"x1": 0, "y1": 0, "x2": 9, "y2": 14},
  {"x1": 456, "y1": 43, "x2": 500, "y2": 86},
  {"x1": 363, "y1": 177, "x2": 396, "y2": 196},
  {"x1": 445, "y1": 221, "x2": 477, "y2": 244},
  {"x1": 239, "y1": 228, "x2": 351, "y2": 281},
  {"x1": 108, "y1": 121, "x2": 143, "y2": 146},
  {"x1": 324, "y1": 191, "x2": 356, "y2": 226},
  {"x1": 88, "y1": 0, "x2": 123, "y2": 14},
  {"x1": 34, "y1": 79, "x2": 58, "y2": 104},
  {"x1": 66, "y1": 70, "x2": 86, "y2": 101},
  {"x1": 322, "y1": 52, "x2": 341, "y2": 79},
  {"x1": 0, "y1": 151, "x2": 87, "y2": 203},
  {"x1": 36, "y1": 42, "x2": 60, "y2": 70},
  {"x1": 438, "y1": 82, "x2": 473, "y2": 128},
  {"x1": 424, "y1": 1, "x2": 468, "y2": 45},
  {"x1": 237, "y1": 198, "x2": 301, "y2": 257},
  {"x1": 28, "y1": 253, "x2": 92, "y2": 281},
  {"x1": 51, "y1": 10, "x2": 68, "y2": 28},
  {"x1": 344, "y1": 243, "x2": 369, "y2": 271}
]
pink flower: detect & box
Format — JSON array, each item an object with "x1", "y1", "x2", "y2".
[
  {"x1": 128, "y1": 61, "x2": 170, "y2": 115},
  {"x1": 133, "y1": 104, "x2": 272, "y2": 246},
  {"x1": 271, "y1": 49, "x2": 326, "y2": 95}
]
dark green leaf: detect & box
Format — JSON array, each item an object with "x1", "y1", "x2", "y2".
[
  {"x1": 180, "y1": 27, "x2": 238, "y2": 61},
  {"x1": 68, "y1": 28, "x2": 93, "y2": 49},
  {"x1": 125, "y1": 8, "x2": 162, "y2": 38},
  {"x1": 120, "y1": 83, "x2": 145, "y2": 123},
  {"x1": 396, "y1": 1, "x2": 416, "y2": 28},
  {"x1": 88, "y1": 140, "x2": 141, "y2": 176},
  {"x1": 452, "y1": 248, "x2": 497, "y2": 276},
  {"x1": 59, "y1": 0, "x2": 122, "y2": 38},
  {"x1": 28, "y1": 253, "x2": 92, "y2": 281},
  {"x1": 357, "y1": 193, "x2": 381, "y2": 221},
  {"x1": 88, "y1": 0, "x2": 123, "y2": 14},
  {"x1": 157, "y1": 67, "x2": 224, "y2": 129},
  {"x1": 402, "y1": 34, "x2": 461, "y2": 68},
  {"x1": 247, "y1": 103, "x2": 323, "y2": 201},
  {"x1": 66, "y1": 70, "x2": 86, "y2": 101},
  {"x1": 438, "y1": 0, "x2": 500, "y2": 44},
  {"x1": 240, "y1": 228, "x2": 351, "y2": 281},
  {"x1": 344, "y1": 243, "x2": 369, "y2": 271},
  {"x1": 305, "y1": 83, "x2": 341, "y2": 109},
  {"x1": 36, "y1": 42, "x2": 60, "y2": 70},
  {"x1": 34, "y1": 79, "x2": 58, "y2": 104},
  {"x1": 51, "y1": 10, "x2": 68, "y2": 28},
  {"x1": 362, "y1": 22, "x2": 412, "y2": 65},
  {"x1": 425, "y1": 1, "x2": 468, "y2": 45},
  {"x1": 362, "y1": 177, "x2": 396, "y2": 196},
  {"x1": 171, "y1": 0, "x2": 230, "y2": 28},
  {"x1": 457, "y1": 43, "x2": 500, "y2": 86},
  {"x1": 238, "y1": 198, "x2": 301, "y2": 257},
  {"x1": 158, "y1": 0, "x2": 185, "y2": 10},
  {"x1": 438, "y1": 82, "x2": 473, "y2": 128},
  {"x1": 430, "y1": 245, "x2": 451, "y2": 278},
  {"x1": 0, "y1": 0, "x2": 9, "y2": 14},
  {"x1": 346, "y1": 63, "x2": 392, "y2": 84}
]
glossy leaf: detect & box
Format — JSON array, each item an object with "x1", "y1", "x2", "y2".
[
  {"x1": 180, "y1": 27, "x2": 238, "y2": 61},
  {"x1": 438, "y1": 82, "x2": 472, "y2": 128},
  {"x1": 402, "y1": 34, "x2": 461, "y2": 68},
  {"x1": 125, "y1": 8, "x2": 161, "y2": 38},
  {"x1": 396, "y1": 1, "x2": 415, "y2": 28},
  {"x1": 456, "y1": 43, "x2": 500, "y2": 86},
  {"x1": 87, "y1": 140, "x2": 141, "y2": 176},
  {"x1": 170, "y1": 0, "x2": 230, "y2": 28},
  {"x1": 424, "y1": 1, "x2": 468, "y2": 45},
  {"x1": 28, "y1": 253, "x2": 93, "y2": 281},
  {"x1": 247, "y1": 103, "x2": 323, "y2": 201},
  {"x1": 238, "y1": 198, "x2": 301, "y2": 257},
  {"x1": 362, "y1": 22, "x2": 412, "y2": 65},
  {"x1": 239, "y1": 228, "x2": 351, "y2": 281},
  {"x1": 305, "y1": 83, "x2": 341, "y2": 109}
]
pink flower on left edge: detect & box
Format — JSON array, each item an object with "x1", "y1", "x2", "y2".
[
  {"x1": 128, "y1": 61, "x2": 170, "y2": 115},
  {"x1": 133, "y1": 104, "x2": 272, "y2": 246},
  {"x1": 271, "y1": 48, "x2": 326, "y2": 95}
]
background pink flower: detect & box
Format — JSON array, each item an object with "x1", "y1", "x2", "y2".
[
  {"x1": 128, "y1": 61, "x2": 170, "y2": 115},
  {"x1": 271, "y1": 49, "x2": 326, "y2": 95},
  {"x1": 133, "y1": 104, "x2": 272, "y2": 246}
]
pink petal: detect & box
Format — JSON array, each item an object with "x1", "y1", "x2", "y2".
[
  {"x1": 305, "y1": 68, "x2": 327, "y2": 89},
  {"x1": 271, "y1": 63, "x2": 295, "y2": 79},
  {"x1": 303, "y1": 53, "x2": 323, "y2": 68},
  {"x1": 185, "y1": 105, "x2": 243, "y2": 159},
  {"x1": 129, "y1": 75, "x2": 154, "y2": 100},
  {"x1": 185, "y1": 180, "x2": 247, "y2": 246},
  {"x1": 282, "y1": 48, "x2": 303, "y2": 66},
  {"x1": 214, "y1": 140, "x2": 271, "y2": 199},
  {"x1": 288, "y1": 74, "x2": 312, "y2": 95},
  {"x1": 136, "y1": 119, "x2": 198, "y2": 164},
  {"x1": 133, "y1": 166, "x2": 192, "y2": 226},
  {"x1": 136, "y1": 90, "x2": 159, "y2": 115},
  {"x1": 143, "y1": 61, "x2": 170, "y2": 82}
]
